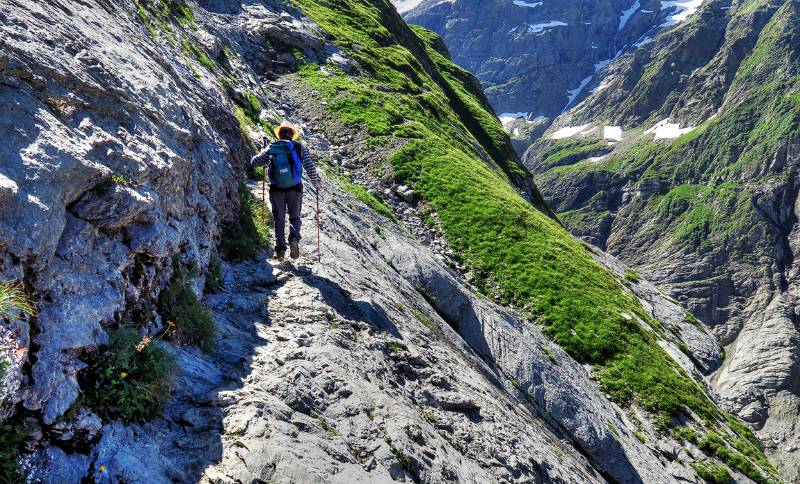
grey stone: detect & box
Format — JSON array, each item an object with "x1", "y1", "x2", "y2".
[{"x1": 24, "y1": 446, "x2": 91, "y2": 484}]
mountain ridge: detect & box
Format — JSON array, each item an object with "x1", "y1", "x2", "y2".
[
  {"x1": 0, "y1": 0, "x2": 779, "y2": 481},
  {"x1": 399, "y1": 0, "x2": 712, "y2": 152}
]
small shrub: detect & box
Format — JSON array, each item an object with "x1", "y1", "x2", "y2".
[
  {"x1": 384, "y1": 434, "x2": 413, "y2": 474},
  {"x1": 92, "y1": 173, "x2": 130, "y2": 196},
  {"x1": 220, "y1": 186, "x2": 270, "y2": 261},
  {"x1": 110, "y1": 174, "x2": 130, "y2": 186},
  {"x1": 232, "y1": 92, "x2": 269, "y2": 132},
  {"x1": 624, "y1": 269, "x2": 640, "y2": 284},
  {"x1": 696, "y1": 432, "x2": 768, "y2": 484},
  {"x1": 253, "y1": 165, "x2": 266, "y2": 181},
  {"x1": 317, "y1": 416, "x2": 338, "y2": 437},
  {"x1": 386, "y1": 341, "x2": 405, "y2": 353},
  {"x1": 540, "y1": 345, "x2": 557, "y2": 364},
  {"x1": 0, "y1": 423, "x2": 26, "y2": 482},
  {"x1": 692, "y1": 461, "x2": 732, "y2": 484},
  {"x1": 204, "y1": 257, "x2": 224, "y2": 294},
  {"x1": 164, "y1": 0, "x2": 194, "y2": 25},
  {"x1": 81, "y1": 329, "x2": 176, "y2": 422},
  {"x1": 181, "y1": 39, "x2": 215, "y2": 71},
  {"x1": 158, "y1": 261, "x2": 215, "y2": 352},
  {"x1": 411, "y1": 308, "x2": 434, "y2": 330},
  {"x1": 0, "y1": 281, "x2": 35, "y2": 320}
]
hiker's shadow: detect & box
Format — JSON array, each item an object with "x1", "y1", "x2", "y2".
[{"x1": 286, "y1": 264, "x2": 402, "y2": 339}]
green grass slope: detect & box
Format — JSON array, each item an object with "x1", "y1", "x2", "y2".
[{"x1": 288, "y1": 0, "x2": 775, "y2": 479}]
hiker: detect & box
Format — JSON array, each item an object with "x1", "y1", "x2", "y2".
[{"x1": 250, "y1": 121, "x2": 321, "y2": 261}]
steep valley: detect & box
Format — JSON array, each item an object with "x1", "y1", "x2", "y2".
[
  {"x1": 0, "y1": 0, "x2": 784, "y2": 482},
  {"x1": 521, "y1": 0, "x2": 800, "y2": 479}
]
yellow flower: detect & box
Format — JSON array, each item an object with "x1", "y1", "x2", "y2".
[
  {"x1": 98, "y1": 466, "x2": 106, "y2": 472},
  {"x1": 135, "y1": 335, "x2": 152, "y2": 352},
  {"x1": 119, "y1": 372, "x2": 128, "y2": 379}
]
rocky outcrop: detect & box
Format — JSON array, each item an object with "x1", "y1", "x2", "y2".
[
  {"x1": 1, "y1": 0, "x2": 247, "y2": 425},
  {"x1": 524, "y1": 0, "x2": 800, "y2": 478}
]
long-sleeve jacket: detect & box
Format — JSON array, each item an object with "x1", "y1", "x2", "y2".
[{"x1": 250, "y1": 141, "x2": 321, "y2": 187}]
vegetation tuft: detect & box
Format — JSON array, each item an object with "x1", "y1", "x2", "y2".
[
  {"x1": 0, "y1": 423, "x2": 26, "y2": 483},
  {"x1": 205, "y1": 256, "x2": 224, "y2": 293},
  {"x1": 0, "y1": 281, "x2": 35, "y2": 321},
  {"x1": 81, "y1": 329, "x2": 176, "y2": 422},
  {"x1": 692, "y1": 461, "x2": 732, "y2": 484},
  {"x1": 220, "y1": 186, "x2": 270, "y2": 261},
  {"x1": 158, "y1": 260, "x2": 215, "y2": 352},
  {"x1": 411, "y1": 308, "x2": 434, "y2": 330},
  {"x1": 624, "y1": 269, "x2": 641, "y2": 284},
  {"x1": 0, "y1": 282, "x2": 35, "y2": 480},
  {"x1": 675, "y1": 425, "x2": 776, "y2": 483},
  {"x1": 132, "y1": 0, "x2": 195, "y2": 43},
  {"x1": 323, "y1": 162, "x2": 397, "y2": 222}
]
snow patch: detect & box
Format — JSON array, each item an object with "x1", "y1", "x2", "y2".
[
  {"x1": 512, "y1": 0, "x2": 543, "y2": 7},
  {"x1": 645, "y1": 118, "x2": 694, "y2": 140},
  {"x1": 499, "y1": 112, "x2": 547, "y2": 128},
  {"x1": 499, "y1": 112, "x2": 530, "y2": 125},
  {"x1": 588, "y1": 155, "x2": 609, "y2": 163},
  {"x1": 618, "y1": 1, "x2": 641, "y2": 31},
  {"x1": 552, "y1": 124, "x2": 592, "y2": 139},
  {"x1": 564, "y1": 75, "x2": 593, "y2": 110},
  {"x1": 660, "y1": 0, "x2": 704, "y2": 26},
  {"x1": 526, "y1": 21, "x2": 568, "y2": 33},
  {"x1": 594, "y1": 58, "x2": 612, "y2": 72},
  {"x1": 392, "y1": 0, "x2": 454, "y2": 13},
  {"x1": 603, "y1": 126, "x2": 623, "y2": 141}
]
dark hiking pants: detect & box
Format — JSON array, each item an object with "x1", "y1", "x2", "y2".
[{"x1": 270, "y1": 187, "x2": 303, "y2": 254}]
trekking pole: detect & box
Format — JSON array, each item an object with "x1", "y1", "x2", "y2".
[
  {"x1": 261, "y1": 136, "x2": 268, "y2": 229},
  {"x1": 316, "y1": 186, "x2": 322, "y2": 262}
]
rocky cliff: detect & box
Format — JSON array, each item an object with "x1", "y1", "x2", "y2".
[
  {"x1": 398, "y1": 0, "x2": 704, "y2": 151},
  {"x1": 524, "y1": 0, "x2": 800, "y2": 479},
  {"x1": 0, "y1": 0, "x2": 777, "y2": 482}
]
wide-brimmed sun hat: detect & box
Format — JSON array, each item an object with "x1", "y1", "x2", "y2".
[{"x1": 273, "y1": 121, "x2": 299, "y2": 140}]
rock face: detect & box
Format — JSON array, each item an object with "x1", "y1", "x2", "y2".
[
  {"x1": 0, "y1": 0, "x2": 774, "y2": 482},
  {"x1": 1, "y1": 0, "x2": 244, "y2": 425},
  {"x1": 398, "y1": 0, "x2": 694, "y2": 149},
  {"x1": 523, "y1": 0, "x2": 800, "y2": 478}
]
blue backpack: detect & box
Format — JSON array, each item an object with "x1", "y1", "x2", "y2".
[{"x1": 267, "y1": 140, "x2": 303, "y2": 188}]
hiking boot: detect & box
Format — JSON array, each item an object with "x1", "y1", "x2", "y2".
[
  {"x1": 274, "y1": 250, "x2": 286, "y2": 262},
  {"x1": 289, "y1": 240, "x2": 300, "y2": 260}
]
